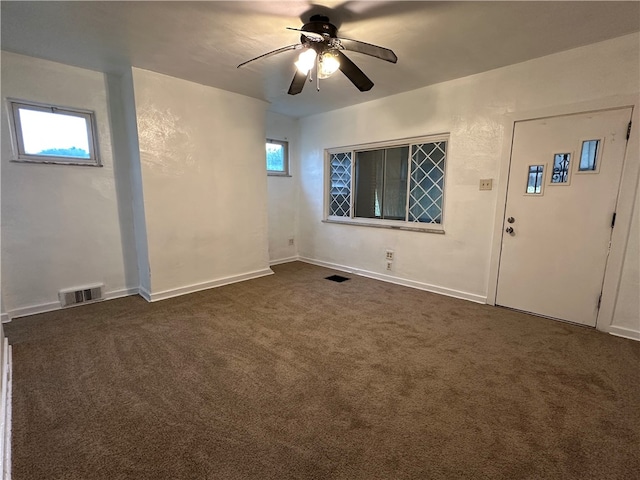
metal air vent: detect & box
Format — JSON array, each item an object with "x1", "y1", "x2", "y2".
[{"x1": 59, "y1": 284, "x2": 104, "y2": 308}]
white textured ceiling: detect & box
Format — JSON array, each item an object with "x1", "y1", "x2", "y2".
[{"x1": 2, "y1": 1, "x2": 639, "y2": 117}]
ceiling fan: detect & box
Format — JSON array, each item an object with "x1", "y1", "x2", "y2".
[{"x1": 237, "y1": 14, "x2": 397, "y2": 95}]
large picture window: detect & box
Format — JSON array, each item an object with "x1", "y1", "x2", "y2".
[
  {"x1": 7, "y1": 99, "x2": 101, "y2": 166},
  {"x1": 326, "y1": 135, "x2": 448, "y2": 232}
]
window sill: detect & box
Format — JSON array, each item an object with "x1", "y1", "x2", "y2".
[
  {"x1": 11, "y1": 157, "x2": 102, "y2": 167},
  {"x1": 322, "y1": 218, "x2": 445, "y2": 234},
  {"x1": 267, "y1": 173, "x2": 292, "y2": 177}
]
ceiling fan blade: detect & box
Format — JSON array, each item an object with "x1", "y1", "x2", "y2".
[
  {"x1": 288, "y1": 70, "x2": 309, "y2": 95},
  {"x1": 338, "y1": 37, "x2": 397, "y2": 63},
  {"x1": 285, "y1": 27, "x2": 325, "y2": 42},
  {"x1": 336, "y1": 51, "x2": 374, "y2": 92},
  {"x1": 237, "y1": 44, "x2": 302, "y2": 68}
]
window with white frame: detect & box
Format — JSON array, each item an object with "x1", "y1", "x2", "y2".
[
  {"x1": 7, "y1": 99, "x2": 101, "y2": 166},
  {"x1": 266, "y1": 138, "x2": 289, "y2": 176},
  {"x1": 326, "y1": 135, "x2": 448, "y2": 231}
]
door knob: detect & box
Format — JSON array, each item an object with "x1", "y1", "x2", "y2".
[
  {"x1": 505, "y1": 227, "x2": 514, "y2": 234},
  {"x1": 507, "y1": 217, "x2": 515, "y2": 223}
]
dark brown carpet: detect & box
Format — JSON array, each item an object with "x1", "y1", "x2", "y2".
[{"x1": 5, "y1": 261, "x2": 640, "y2": 479}]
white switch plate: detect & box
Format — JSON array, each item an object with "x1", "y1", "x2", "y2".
[{"x1": 479, "y1": 179, "x2": 493, "y2": 191}]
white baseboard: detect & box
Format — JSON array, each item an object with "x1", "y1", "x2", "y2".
[
  {"x1": 608, "y1": 325, "x2": 640, "y2": 341},
  {"x1": 145, "y1": 268, "x2": 274, "y2": 302},
  {"x1": 6, "y1": 301, "x2": 60, "y2": 320},
  {"x1": 5, "y1": 269, "x2": 278, "y2": 314},
  {"x1": 138, "y1": 286, "x2": 152, "y2": 302},
  {"x1": 104, "y1": 287, "x2": 139, "y2": 301},
  {"x1": 5, "y1": 286, "x2": 139, "y2": 320},
  {"x1": 299, "y1": 257, "x2": 354, "y2": 275},
  {"x1": 269, "y1": 256, "x2": 301, "y2": 266},
  {"x1": 298, "y1": 257, "x2": 487, "y2": 304},
  {"x1": 0, "y1": 339, "x2": 12, "y2": 480}
]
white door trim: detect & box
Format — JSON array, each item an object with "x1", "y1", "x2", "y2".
[{"x1": 487, "y1": 94, "x2": 639, "y2": 334}]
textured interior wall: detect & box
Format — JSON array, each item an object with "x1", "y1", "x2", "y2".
[
  {"x1": 0, "y1": 52, "x2": 138, "y2": 315},
  {"x1": 131, "y1": 68, "x2": 270, "y2": 295},
  {"x1": 109, "y1": 70, "x2": 151, "y2": 294},
  {"x1": 266, "y1": 112, "x2": 299, "y2": 263},
  {"x1": 297, "y1": 34, "x2": 640, "y2": 316},
  {"x1": 613, "y1": 187, "x2": 640, "y2": 333}
]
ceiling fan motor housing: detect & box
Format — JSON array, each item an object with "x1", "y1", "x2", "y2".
[{"x1": 301, "y1": 15, "x2": 338, "y2": 41}]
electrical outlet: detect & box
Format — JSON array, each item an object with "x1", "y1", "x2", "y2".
[
  {"x1": 288, "y1": 238, "x2": 294, "y2": 246},
  {"x1": 385, "y1": 250, "x2": 394, "y2": 261},
  {"x1": 386, "y1": 261, "x2": 393, "y2": 271},
  {"x1": 479, "y1": 179, "x2": 493, "y2": 191}
]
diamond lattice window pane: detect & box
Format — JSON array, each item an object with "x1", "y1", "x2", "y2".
[
  {"x1": 409, "y1": 142, "x2": 447, "y2": 224},
  {"x1": 329, "y1": 152, "x2": 352, "y2": 217}
]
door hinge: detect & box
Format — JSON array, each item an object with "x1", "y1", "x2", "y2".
[
  {"x1": 597, "y1": 293, "x2": 602, "y2": 310},
  {"x1": 627, "y1": 121, "x2": 632, "y2": 141},
  {"x1": 611, "y1": 212, "x2": 617, "y2": 228}
]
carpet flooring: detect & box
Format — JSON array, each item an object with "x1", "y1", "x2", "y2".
[{"x1": 5, "y1": 261, "x2": 640, "y2": 479}]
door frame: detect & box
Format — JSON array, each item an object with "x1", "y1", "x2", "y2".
[{"x1": 487, "y1": 95, "x2": 639, "y2": 336}]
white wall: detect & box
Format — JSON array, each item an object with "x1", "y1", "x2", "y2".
[
  {"x1": 612, "y1": 188, "x2": 640, "y2": 336},
  {"x1": 108, "y1": 70, "x2": 151, "y2": 295},
  {"x1": 131, "y1": 68, "x2": 271, "y2": 298},
  {"x1": 297, "y1": 34, "x2": 640, "y2": 321},
  {"x1": 266, "y1": 112, "x2": 299, "y2": 263},
  {"x1": 1, "y1": 52, "x2": 139, "y2": 317}
]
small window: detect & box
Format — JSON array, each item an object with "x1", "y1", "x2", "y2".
[
  {"x1": 526, "y1": 165, "x2": 545, "y2": 194},
  {"x1": 8, "y1": 99, "x2": 100, "y2": 166},
  {"x1": 266, "y1": 139, "x2": 289, "y2": 176},
  {"x1": 325, "y1": 134, "x2": 448, "y2": 231},
  {"x1": 550, "y1": 153, "x2": 571, "y2": 184},
  {"x1": 578, "y1": 139, "x2": 601, "y2": 172}
]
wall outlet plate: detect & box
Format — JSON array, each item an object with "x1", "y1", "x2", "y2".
[
  {"x1": 385, "y1": 249, "x2": 394, "y2": 260},
  {"x1": 479, "y1": 178, "x2": 493, "y2": 191}
]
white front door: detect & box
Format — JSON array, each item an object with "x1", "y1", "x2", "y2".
[{"x1": 496, "y1": 108, "x2": 632, "y2": 326}]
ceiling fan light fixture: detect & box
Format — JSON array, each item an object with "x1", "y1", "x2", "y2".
[
  {"x1": 237, "y1": 15, "x2": 397, "y2": 95},
  {"x1": 318, "y1": 51, "x2": 340, "y2": 79},
  {"x1": 295, "y1": 48, "x2": 317, "y2": 74}
]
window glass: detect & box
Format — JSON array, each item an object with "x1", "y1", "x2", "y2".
[
  {"x1": 551, "y1": 153, "x2": 571, "y2": 184},
  {"x1": 266, "y1": 139, "x2": 289, "y2": 175},
  {"x1": 384, "y1": 147, "x2": 409, "y2": 220},
  {"x1": 18, "y1": 108, "x2": 91, "y2": 159},
  {"x1": 355, "y1": 147, "x2": 408, "y2": 221},
  {"x1": 9, "y1": 100, "x2": 99, "y2": 165},
  {"x1": 579, "y1": 140, "x2": 599, "y2": 171},
  {"x1": 329, "y1": 152, "x2": 352, "y2": 217},
  {"x1": 409, "y1": 142, "x2": 445, "y2": 224},
  {"x1": 527, "y1": 165, "x2": 544, "y2": 194}
]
